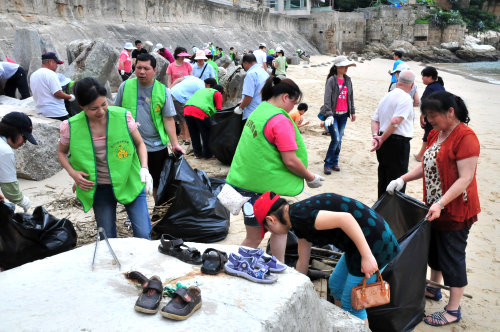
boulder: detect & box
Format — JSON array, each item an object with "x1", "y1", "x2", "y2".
[
  {"x1": 13, "y1": 29, "x2": 43, "y2": 73},
  {"x1": 455, "y1": 49, "x2": 499, "y2": 61},
  {"x1": 362, "y1": 42, "x2": 390, "y2": 56},
  {"x1": 477, "y1": 30, "x2": 500, "y2": 50},
  {"x1": 440, "y1": 42, "x2": 460, "y2": 52},
  {"x1": 218, "y1": 66, "x2": 227, "y2": 79},
  {"x1": 289, "y1": 55, "x2": 300, "y2": 65},
  {"x1": 108, "y1": 67, "x2": 123, "y2": 93},
  {"x1": 220, "y1": 65, "x2": 245, "y2": 108},
  {"x1": 348, "y1": 52, "x2": 358, "y2": 61},
  {"x1": 389, "y1": 40, "x2": 419, "y2": 57},
  {"x1": 0, "y1": 101, "x2": 62, "y2": 181},
  {"x1": 215, "y1": 55, "x2": 233, "y2": 69},
  {"x1": 66, "y1": 40, "x2": 92, "y2": 65},
  {"x1": 27, "y1": 56, "x2": 42, "y2": 83},
  {"x1": 150, "y1": 52, "x2": 169, "y2": 85},
  {"x1": 143, "y1": 41, "x2": 154, "y2": 53}
]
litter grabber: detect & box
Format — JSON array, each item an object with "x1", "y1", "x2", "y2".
[{"x1": 91, "y1": 227, "x2": 121, "y2": 271}]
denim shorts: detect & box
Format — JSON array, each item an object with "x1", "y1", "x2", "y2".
[{"x1": 233, "y1": 186, "x2": 261, "y2": 227}]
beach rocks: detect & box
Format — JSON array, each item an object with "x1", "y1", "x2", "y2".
[
  {"x1": 389, "y1": 40, "x2": 419, "y2": 57},
  {"x1": 150, "y1": 52, "x2": 169, "y2": 85},
  {"x1": 66, "y1": 40, "x2": 93, "y2": 65},
  {"x1": 289, "y1": 55, "x2": 300, "y2": 65},
  {"x1": 14, "y1": 29, "x2": 43, "y2": 73},
  {"x1": 220, "y1": 65, "x2": 245, "y2": 108},
  {"x1": 441, "y1": 42, "x2": 460, "y2": 52},
  {"x1": 215, "y1": 55, "x2": 233, "y2": 69},
  {"x1": 477, "y1": 31, "x2": 500, "y2": 51},
  {"x1": 143, "y1": 41, "x2": 154, "y2": 53},
  {"x1": 455, "y1": 35, "x2": 499, "y2": 61}
]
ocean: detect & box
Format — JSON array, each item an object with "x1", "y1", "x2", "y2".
[{"x1": 434, "y1": 60, "x2": 500, "y2": 85}]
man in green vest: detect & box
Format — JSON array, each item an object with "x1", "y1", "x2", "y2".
[
  {"x1": 206, "y1": 53, "x2": 219, "y2": 84},
  {"x1": 115, "y1": 53, "x2": 184, "y2": 199}
]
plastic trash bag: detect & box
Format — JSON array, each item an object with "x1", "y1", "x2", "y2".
[
  {"x1": 0, "y1": 202, "x2": 77, "y2": 270},
  {"x1": 367, "y1": 191, "x2": 431, "y2": 332},
  {"x1": 208, "y1": 107, "x2": 242, "y2": 165},
  {"x1": 152, "y1": 154, "x2": 230, "y2": 243}
]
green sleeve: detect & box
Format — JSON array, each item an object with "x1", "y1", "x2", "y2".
[{"x1": 0, "y1": 181, "x2": 24, "y2": 204}]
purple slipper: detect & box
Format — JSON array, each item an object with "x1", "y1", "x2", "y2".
[
  {"x1": 224, "y1": 253, "x2": 277, "y2": 284},
  {"x1": 238, "y1": 247, "x2": 287, "y2": 273}
]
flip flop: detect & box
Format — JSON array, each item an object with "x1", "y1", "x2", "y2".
[
  {"x1": 224, "y1": 253, "x2": 277, "y2": 284},
  {"x1": 134, "y1": 276, "x2": 163, "y2": 314},
  {"x1": 161, "y1": 286, "x2": 202, "y2": 320},
  {"x1": 158, "y1": 234, "x2": 202, "y2": 265},
  {"x1": 201, "y1": 248, "x2": 228, "y2": 275}
]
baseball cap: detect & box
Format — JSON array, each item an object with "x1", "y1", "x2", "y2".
[
  {"x1": 391, "y1": 63, "x2": 411, "y2": 74},
  {"x1": 259, "y1": 43, "x2": 267, "y2": 48},
  {"x1": 253, "y1": 191, "x2": 281, "y2": 239},
  {"x1": 1, "y1": 112, "x2": 38, "y2": 145},
  {"x1": 41, "y1": 52, "x2": 64, "y2": 64}
]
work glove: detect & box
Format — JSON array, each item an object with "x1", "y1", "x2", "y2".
[
  {"x1": 140, "y1": 167, "x2": 154, "y2": 196},
  {"x1": 233, "y1": 106, "x2": 243, "y2": 115},
  {"x1": 69, "y1": 94, "x2": 76, "y2": 102},
  {"x1": 18, "y1": 195, "x2": 31, "y2": 213},
  {"x1": 120, "y1": 70, "x2": 125, "y2": 75},
  {"x1": 324, "y1": 116, "x2": 334, "y2": 128},
  {"x1": 386, "y1": 177, "x2": 405, "y2": 195},
  {"x1": 306, "y1": 174, "x2": 325, "y2": 188}
]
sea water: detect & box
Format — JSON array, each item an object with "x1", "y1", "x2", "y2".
[{"x1": 434, "y1": 60, "x2": 500, "y2": 85}]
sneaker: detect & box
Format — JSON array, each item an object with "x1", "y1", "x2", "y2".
[
  {"x1": 324, "y1": 166, "x2": 332, "y2": 175},
  {"x1": 332, "y1": 165, "x2": 340, "y2": 172}
]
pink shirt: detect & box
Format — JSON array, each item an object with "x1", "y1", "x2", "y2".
[
  {"x1": 59, "y1": 111, "x2": 137, "y2": 184},
  {"x1": 167, "y1": 62, "x2": 193, "y2": 85},
  {"x1": 263, "y1": 114, "x2": 298, "y2": 151},
  {"x1": 336, "y1": 78, "x2": 348, "y2": 112},
  {"x1": 118, "y1": 50, "x2": 132, "y2": 73}
]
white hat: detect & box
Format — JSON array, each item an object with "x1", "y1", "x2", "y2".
[
  {"x1": 259, "y1": 43, "x2": 267, "y2": 48},
  {"x1": 124, "y1": 42, "x2": 136, "y2": 50},
  {"x1": 333, "y1": 56, "x2": 356, "y2": 67},
  {"x1": 154, "y1": 43, "x2": 163, "y2": 52},
  {"x1": 276, "y1": 47, "x2": 284, "y2": 54},
  {"x1": 57, "y1": 73, "x2": 71, "y2": 86},
  {"x1": 391, "y1": 63, "x2": 410, "y2": 74},
  {"x1": 194, "y1": 50, "x2": 208, "y2": 60}
]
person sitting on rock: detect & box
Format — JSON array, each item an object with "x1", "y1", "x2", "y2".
[
  {"x1": 114, "y1": 53, "x2": 184, "y2": 199},
  {"x1": 0, "y1": 112, "x2": 38, "y2": 213},
  {"x1": 0, "y1": 60, "x2": 30, "y2": 99},
  {"x1": 30, "y1": 52, "x2": 74, "y2": 121},
  {"x1": 58, "y1": 78, "x2": 153, "y2": 239}
]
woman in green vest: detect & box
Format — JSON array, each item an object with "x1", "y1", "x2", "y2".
[
  {"x1": 57, "y1": 78, "x2": 154, "y2": 239},
  {"x1": 226, "y1": 76, "x2": 325, "y2": 262}
]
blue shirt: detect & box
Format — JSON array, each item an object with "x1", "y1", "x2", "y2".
[
  {"x1": 391, "y1": 60, "x2": 403, "y2": 83},
  {"x1": 192, "y1": 62, "x2": 216, "y2": 82},
  {"x1": 421, "y1": 81, "x2": 445, "y2": 100},
  {"x1": 170, "y1": 76, "x2": 205, "y2": 104},
  {"x1": 241, "y1": 64, "x2": 269, "y2": 120}
]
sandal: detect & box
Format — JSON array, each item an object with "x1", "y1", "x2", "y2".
[
  {"x1": 238, "y1": 247, "x2": 287, "y2": 273},
  {"x1": 161, "y1": 286, "x2": 202, "y2": 320},
  {"x1": 158, "y1": 234, "x2": 202, "y2": 265},
  {"x1": 224, "y1": 253, "x2": 277, "y2": 284},
  {"x1": 424, "y1": 306, "x2": 461, "y2": 326},
  {"x1": 125, "y1": 271, "x2": 149, "y2": 285},
  {"x1": 425, "y1": 285, "x2": 442, "y2": 301},
  {"x1": 201, "y1": 248, "x2": 228, "y2": 275},
  {"x1": 134, "y1": 276, "x2": 163, "y2": 314}
]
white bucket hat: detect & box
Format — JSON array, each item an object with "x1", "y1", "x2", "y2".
[
  {"x1": 391, "y1": 63, "x2": 411, "y2": 74},
  {"x1": 259, "y1": 42, "x2": 267, "y2": 48},
  {"x1": 194, "y1": 50, "x2": 208, "y2": 60},
  {"x1": 124, "y1": 42, "x2": 136, "y2": 50},
  {"x1": 333, "y1": 56, "x2": 356, "y2": 67},
  {"x1": 154, "y1": 43, "x2": 163, "y2": 52}
]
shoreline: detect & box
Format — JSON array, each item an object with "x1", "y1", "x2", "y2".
[{"x1": 430, "y1": 61, "x2": 500, "y2": 85}]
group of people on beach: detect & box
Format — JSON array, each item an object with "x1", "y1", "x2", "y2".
[{"x1": 0, "y1": 43, "x2": 480, "y2": 328}]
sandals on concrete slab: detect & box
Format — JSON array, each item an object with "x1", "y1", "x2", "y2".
[
  {"x1": 134, "y1": 276, "x2": 163, "y2": 314},
  {"x1": 201, "y1": 248, "x2": 228, "y2": 275},
  {"x1": 224, "y1": 253, "x2": 277, "y2": 284},
  {"x1": 161, "y1": 286, "x2": 202, "y2": 320},
  {"x1": 238, "y1": 247, "x2": 287, "y2": 273},
  {"x1": 158, "y1": 234, "x2": 202, "y2": 265}
]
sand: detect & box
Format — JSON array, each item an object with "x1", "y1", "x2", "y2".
[{"x1": 16, "y1": 56, "x2": 500, "y2": 331}]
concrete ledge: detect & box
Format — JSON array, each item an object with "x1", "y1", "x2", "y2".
[{"x1": 0, "y1": 238, "x2": 367, "y2": 331}]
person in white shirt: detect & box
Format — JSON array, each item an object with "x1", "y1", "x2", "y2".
[
  {"x1": 370, "y1": 70, "x2": 416, "y2": 198},
  {"x1": 253, "y1": 43, "x2": 268, "y2": 72},
  {"x1": 29, "y1": 52, "x2": 74, "y2": 121},
  {"x1": 0, "y1": 61, "x2": 30, "y2": 99}
]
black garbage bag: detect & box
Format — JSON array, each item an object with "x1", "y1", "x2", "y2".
[
  {"x1": 0, "y1": 202, "x2": 77, "y2": 270},
  {"x1": 367, "y1": 191, "x2": 431, "y2": 332},
  {"x1": 266, "y1": 230, "x2": 300, "y2": 267},
  {"x1": 152, "y1": 154, "x2": 230, "y2": 243},
  {"x1": 208, "y1": 107, "x2": 242, "y2": 165}
]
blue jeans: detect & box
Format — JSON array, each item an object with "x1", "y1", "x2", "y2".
[
  {"x1": 329, "y1": 254, "x2": 380, "y2": 320},
  {"x1": 93, "y1": 185, "x2": 151, "y2": 239},
  {"x1": 324, "y1": 114, "x2": 348, "y2": 167}
]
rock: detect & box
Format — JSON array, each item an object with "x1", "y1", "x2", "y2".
[
  {"x1": 66, "y1": 40, "x2": 93, "y2": 65},
  {"x1": 63, "y1": 39, "x2": 119, "y2": 96},
  {"x1": 143, "y1": 41, "x2": 154, "y2": 53},
  {"x1": 348, "y1": 52, "x2": 358, "y2": 61},
  {"x1": 389, "y1": 40, "x2": 419, "y2": 57},
  {"x1": 150, "y1": 52, "x2": 169, "y2": 85},
  {"x1": 218, "y1": 66, "x2": 227, "y2": 79},
  {"x1": 455, "y1": 49, "x2": 499, "y2": 62},
  {"x1": 441, "y1": 42, "x2": 460, "y2": 52},
  {"x1": 362, "y1": 42, "x2": 390, "y2": 56},
  {"x1": 108, "y1": 67, "x2": 123, "y2": 93},
  {"x1": 215, "y1": 55, "x2": 233, "y2": 69},
  {"x1": 0, "y1": 101, "x2": 62, "y2": 181},
  {"x1": 289, "y1": 55, "x2": 300, "y2": 65},
  {"x1": 477, "y1": 30, "x2": 500, "y2": 51},
  {"x1": 14, "y1": 28, "x2": 43, "y2": 73},
  {"x1": 220, "y1": 65, "x2": 245, "y2": 108},
  {"x1": 27, "y1": 56, "x2": 42, "y2": 82}
]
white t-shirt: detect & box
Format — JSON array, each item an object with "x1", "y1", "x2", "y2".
[
  {"x1": 253, "y1": 49, "x2": 267, "y2": 68},
  {"x1": 372, "y1": 88, "x2": 414, "y2": 138},
  {"x1": 30, "y1": 68, "x2": 68, "y2": 118},
  {"x1": 0, "y1": 136, "x2": 17, "y2": 183},
  {"x1": 0, "y1": 62, "x2": 20, "y2": 80}
]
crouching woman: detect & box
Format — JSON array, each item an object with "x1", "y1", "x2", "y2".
[
  {"x1": 252, "y1": 191, "x2": 401, "y2": 324},
  {"x1": 57, "y1": 78, "x2": 153, "y2": 239}
]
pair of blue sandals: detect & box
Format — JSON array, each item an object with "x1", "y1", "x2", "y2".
[
  {"x1": 424, "y1": 285, "x2": 461, "y2": 327},
  {"x1": 224, "y1": 247, "x2": 287, "y2": 284}
]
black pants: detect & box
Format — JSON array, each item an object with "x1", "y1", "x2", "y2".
[
  {"x1": 185, "y1": 115, "x2": 212, "y2": 158},
  {"x1": 376, "y1": 134, "x2": 411, "y2": 198},
  {"x1": 119, "y1": 70, "x2": 132, "y2": 81},
  {"x1": 147, "y1": 147, "x2": 169, "y2": 189},
  {"x1": 5, "y1": 67, "x2": 30, "y2": 99},
  {"x1": 47, "y1": 115, "x2": 69, "y2": 121}
]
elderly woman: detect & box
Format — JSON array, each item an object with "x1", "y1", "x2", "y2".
[{"x1": 387, "y1": 90, "x2": 480, "y2": 327}]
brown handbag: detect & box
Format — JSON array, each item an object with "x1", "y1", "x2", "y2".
[{"x1": 351, "y1": 270, "x2": 390, "y2": 310}]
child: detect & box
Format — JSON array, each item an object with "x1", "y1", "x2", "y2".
[{"x1": 289, "y1": 103, "x2": 310, "y2": 129}]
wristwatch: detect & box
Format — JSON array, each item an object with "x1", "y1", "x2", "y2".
[
  {"x1": 437, "y1": 200, "x2": 445, "y2": 210},
  {"x1": 372, "y1": 133, "x2": 378, "y2": 137}
]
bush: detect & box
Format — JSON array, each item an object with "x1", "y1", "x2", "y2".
[
  {"x1": 429, "y1": 8, "x2": 465, "y2": 28},
  {"x1": 459, "y1": 6, "x2": 500, "y2": 31},
  {"x1": 415, "y1": 16, "x2": 431, "y2": 24},
  {"x1": 416, "y1": 0, "x2": 436, "y2": 6}
]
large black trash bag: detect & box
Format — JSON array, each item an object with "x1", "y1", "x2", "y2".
[
  {"x1": 152, "y1": 154, "x2": 230, "y2": 243},
  {"x1": 0, "y1": 202, "x2": 77, "y2": 270},
  {"x1": 367, "y1": 191, "x2": 431, "y2": 332},
  {"x1": 265, "y1": 230, "x2": 300, "y2": 267},
  {"x1": 208, "y1": 107, "x2": 242, "y2": 165}
]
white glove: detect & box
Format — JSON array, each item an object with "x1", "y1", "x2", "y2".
[
  {"x1": 324, "y1": 116, "x2": 334, "y2": 128},
  {"x1": 18, "y1": 195, "x2": 31, "y2": 213},
  {"x1": 386, "y1": 177, "x2": 405, "y2": 195},
  {"x1": 68, "y1": 94, "x2": 76, "y2": 102},
  {"x1": 140, "y1": 167, "x2": 154, "y2": 196},
  {"x1": 306, "y1": 174, "x2": 325, "y2": 188},
  {"x1": 120, "y1": 70, "x2": 125, "y2": 75},
  {"x1": 233, "y1": 106, "x2": 243, "y2": 115}
]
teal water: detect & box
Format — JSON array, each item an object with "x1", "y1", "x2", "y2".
[{"x1": 434, "y1": 60, "x2": 500, "y2": 85}]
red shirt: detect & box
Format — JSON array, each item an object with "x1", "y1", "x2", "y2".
[
  {"x1": 335, "y1": 78, "x2": 348, "y2": 112},
  {"x1": 184, "y1": 91, "x2": 223, "y2": 119},
  {"x1": 423, "y1": 123, "x2": 480, "y2": 229}
]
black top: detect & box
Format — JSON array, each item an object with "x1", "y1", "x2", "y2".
[
  {"x1": 421, "y1": 81, "x2": 445, "y2": 100},
  {"x1": 289, "y1": 193, "x2": 400, "y2": 276},
  {"x1": 131, "y1": 48, "x2": 148, "y2": 59}
]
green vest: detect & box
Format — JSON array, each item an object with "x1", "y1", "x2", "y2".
[
  {"x1": 68, "y1": 106, "x2": 144, "y2": 212},
  {"x1": 185, "y1": 88, "x2": 217, "y2": 117},
  {"x1": 121, "y1": 78, "x2": 169, "y2": 145},
  {"x1": 207, "y1": 60, "x2": 219, "y2": 83},
  {"x1": 226, "y1": 102, "x2": 308, "y2": 196}
]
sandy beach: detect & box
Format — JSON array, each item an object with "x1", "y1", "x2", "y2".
[{"x1": 17, "y1": 56, "x2": 500, "y2": 331}]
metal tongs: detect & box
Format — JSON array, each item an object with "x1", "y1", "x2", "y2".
[{"x1": 91, "y1": 227, "x2": 121, "y2": 271}]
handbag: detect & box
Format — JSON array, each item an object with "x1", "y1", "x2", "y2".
[{"x1": 351, "y1": 270, "x2": 390, "y2": 310}]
